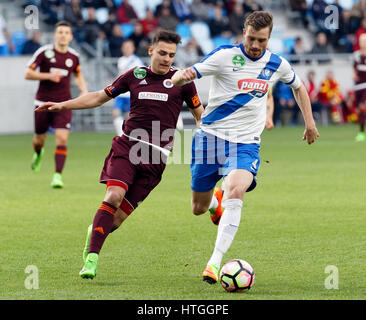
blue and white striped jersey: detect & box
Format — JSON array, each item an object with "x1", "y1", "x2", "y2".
[{"x1": 193, "y1": 43, "x2": 302, "y2": 144}]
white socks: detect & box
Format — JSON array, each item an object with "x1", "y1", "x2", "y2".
[
  {"x1": 207, "y1": 198, "x2": 243, "y2": 268},
  {"x1": 113, "y1": 116, "x2": 124, "y2": 136}
]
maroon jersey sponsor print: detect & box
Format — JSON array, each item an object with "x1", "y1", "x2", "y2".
[
  {"x1": 27, "y1": 44, "x2": 80, "y2": 102},
  {"x1": 104, "y1": 66, "x2": 200, "y2": 149}
]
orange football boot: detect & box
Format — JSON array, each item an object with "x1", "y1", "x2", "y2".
[
  {"x1": 209, "y1": 187, "x2": 224, "y2": 225},
  {"x1": 202, "y1": 264, "x2": 219, "y2": 284}
]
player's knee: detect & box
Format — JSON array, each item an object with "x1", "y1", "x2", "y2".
[
  {"x1": 33, "y1": 134, "x2": 46, "y2": 145},
  {"x1": 191, "y1": 201, "x2": 209, "y2": 215},
  {"x1": 225, "y1": 185, "x2": 247, "y2": 200},
  {"x1": 104, "y1": 187, "x2": 125, "y2": 208}
]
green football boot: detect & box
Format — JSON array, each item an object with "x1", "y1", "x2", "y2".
[
  {"x1": 355, "y1": 132, "x2": 366, "y2": 142},
  {"x1": 79, "y1": 253, "x2": 99, "y2": 279},
  {"x1": 31, "y1": 148, "x2": 44, "y2": 172},
  {"x1": 82, "y1": 224, "x2": 93, "y2": 264},
  {"x1": 51, "y1": 172, "x2": 64, "y2": 188}
]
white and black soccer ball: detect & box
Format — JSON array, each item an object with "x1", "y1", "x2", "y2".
[{"x1": 220, "y1": 259, "x2": 255, "y2": 292}]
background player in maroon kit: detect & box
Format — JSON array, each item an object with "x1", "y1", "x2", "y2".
[
  {"x1": 25, "y1": 21, "x2": 88, "y2": 187},
  {"x1": 353, "y1": 33, "x2": 366, "y2": 142},
  {"x1": 35, "y1": 30, "x2": 204, "y2": 279}
]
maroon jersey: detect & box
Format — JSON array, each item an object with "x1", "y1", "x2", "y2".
[
  {"x1": 27, "y1": 44, "x2": 80, "y2": 102},
  {"x1": 104, "y1": 66, "x2": 201, "y2": 149}
]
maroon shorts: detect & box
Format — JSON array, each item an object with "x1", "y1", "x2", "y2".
[
  {"x1": 34, "y1": 106, "x2": 72, "y2": 134},
  {"x1": 100, "y1": 135, "x2": 166, "y2": 215}
]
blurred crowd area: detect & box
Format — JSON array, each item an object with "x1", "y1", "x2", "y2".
[
  {"x1": 0, "y1": 0, "x2": 366, "y2": 58},
  {"x1": 274, "y1": 68, "x2": 359, "y2": 127},
  {"x1": 0, "y1": 0, "x2": 364, "y2": 127}
]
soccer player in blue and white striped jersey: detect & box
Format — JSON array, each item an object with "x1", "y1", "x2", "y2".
[{"x1": 172, "y1": 11, "x2": 319, "y2": 284}]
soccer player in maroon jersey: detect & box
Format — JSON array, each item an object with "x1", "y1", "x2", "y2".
[
  {"x1": 353, "y1": 33, "x2": 366, "y2": 142},
  {"x1": 25, "y1": 21, "x2": 88, "y2": 188},
  {"x1": 35, "y1": 30, "x2": 204, "y2": 279}
]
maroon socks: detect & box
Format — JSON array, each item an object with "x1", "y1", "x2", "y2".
[
  {"x1": 55, "y1": 145, "x2": 67, "y2": 173},
  {"x1": 89, "y1": 201, "x2": 117, "y2": 254}
]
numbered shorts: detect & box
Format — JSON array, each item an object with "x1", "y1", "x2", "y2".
[
  {"x1": 34, "y1": 106, "x2": 72, "y2": 134},
  {"x1": 190, "y1": 129, "x2": 260, "y2": 192},
  {"x1": 100, "y1": 135, "x2": 166, "y2": 215}
]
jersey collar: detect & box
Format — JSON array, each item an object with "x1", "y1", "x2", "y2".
[{"x1": 240, "y1": 43, "x2": 267, "y2": 62}]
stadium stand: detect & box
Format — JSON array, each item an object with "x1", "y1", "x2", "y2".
[{"x1": 0, "y1": 0, "x2": 363, "y2": 132}]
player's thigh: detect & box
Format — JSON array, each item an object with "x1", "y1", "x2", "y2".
[
  {"x1": 122, "y1": 167, "x2": 164, "y2": 215},
  {"x1": 34, "y1": 106, "x2": 51, "y2": 135},
  {"x1": 100, "y1": 137, "x2": 137, "y2": 188},
  {"x1": 224, "y1": 169, "x2": 254, "y2": 200},
  {"x1": 222, "y1": 143, "x2": 260, "y2": 198},
  {"x1": 190, "y1": 129, "x2": 221, "y2": 193},
  {"x1": 54, "y1": 128, "x2": 70, "y2": 146}
]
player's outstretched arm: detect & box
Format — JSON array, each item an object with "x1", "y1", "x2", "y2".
[
  {"x1": 35, "y1": 90, "x2": 111, "y2": 112},
  {"x1": 172, "y1": 67, "x2": 197, "y2": 86},
  {"x1": 292, "y1": 84, "x2": 319, "y2": 144}
]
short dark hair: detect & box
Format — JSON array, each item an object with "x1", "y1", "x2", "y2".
[
  {"x1": 54, "y1": 20, "x2": 72, "y2": 31},
  {"x1": 152, "y1": 29, "x2": 181, "y2": 46},
  {"x1": 244, "y1": 11, "x2": 273, "y2": 35}
]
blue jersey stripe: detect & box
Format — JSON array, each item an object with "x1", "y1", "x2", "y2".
[
  {"x1": 200, "y1": 44, "x2": 240, "y2": 63},
  {"x1": 257, "y1": 53, "x2": 283, "y2": 80},
  {"x1": 285, "y1": 73, "x2": 296, "y2": 85},
  {"x1": 192, "y1": 66, "x2": 202, "y2": 79},
  {"x1": 201, "y1": 52, "x2": 283, "y2": 125},
  {"x1": 201, "y1": 93, "x2": 254, "y2": 125}
]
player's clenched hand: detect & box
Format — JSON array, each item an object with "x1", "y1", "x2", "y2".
[
  {"x1": 265, "y1": 118, "x2": 274, "y2": 130},
  {"x1": 35, "y1": 102, "x2": 64, "y2": 112},
  {"x1": 302, "y1": 125, "x2": 319, "y2": 144},
  {"x1": 48, "y1": 72, "x2": 62, "y2": 83},
  {"x1": 180, "y1": 67, "x2": 197, "y2": 82},
  {"x1": 172, "y1": 67, "x2": 197, "y2": 86}
]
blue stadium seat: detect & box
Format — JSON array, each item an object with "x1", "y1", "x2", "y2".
[
  {"x1": 11, "y1": 31, "x2": 27, "y2": 55},
  {"x1": 283, "y1": 37, "x2": 296, "y2": 53},
  {"x1": 0, "y1": 43, "x2": 10, "y2": 56},
  {"x1": 175, "y1": 22, "x2": 191, "y2": 46},
  {"x1": 212, "y1": 35, "x2": 231, "y2": 47},
  {"x1": 113, "y1": 0, "x2": 123, "y2": 7},
  {"x1": 120, "y1": 23, "x2": 134, "y2": 39}
]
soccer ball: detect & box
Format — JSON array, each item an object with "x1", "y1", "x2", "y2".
[{"x1": 220, "y1": 259, "x2": 255, "y2": 292}]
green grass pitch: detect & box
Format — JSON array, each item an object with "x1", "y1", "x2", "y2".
[{"x1": 0, "y1": 125, "x2": 365, "y2": 300}]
